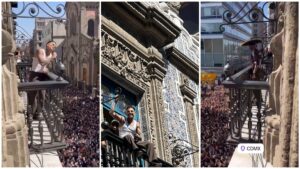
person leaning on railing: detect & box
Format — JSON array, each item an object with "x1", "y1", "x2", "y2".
[
  {"x1": 247, "y1": 42, "x2": 263, "y2": 108},
  {"x1": 27, "y1": 41, "x2": 57, "y2": 118},
  {"x1": 109, "y1": 97, "x2": 162, "y2": 167}
]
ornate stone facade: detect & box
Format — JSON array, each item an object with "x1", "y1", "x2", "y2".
[
  {"x1": 62, "y1": 2, "x2": 99, "y2": 89},
  {"x1": 263, "y1": 2, "x2": 298, "y2": 167},
  {"x1": 101, "y1": 2, "x2": 199, "y2": 167},
  {"x1": 2, "y1": 2, "x2": 29, "y2": 167}
]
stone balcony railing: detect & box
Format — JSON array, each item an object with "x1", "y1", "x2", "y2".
[
  {"x1": 222, "y1": 62, "x2": 270, "y2": 143},
  {"x1": 16, "y1": 63, "x2": 69, "y2": 153},
  {"x1": 101, "y1": 122, "x2": 173, "y2": 167}
]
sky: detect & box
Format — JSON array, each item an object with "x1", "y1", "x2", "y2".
[
  {"x1": 258, "y1": 2, "x2": 270, "y2": 20},
  {"x1": 13, "y1": 2, "x2": 66, "y2": 39}
]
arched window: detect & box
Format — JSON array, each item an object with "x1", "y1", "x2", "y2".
[{"x1": 87, "y1": 19, "x2": 94, "y2": 37}]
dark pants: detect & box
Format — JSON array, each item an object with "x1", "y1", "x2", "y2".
[
  {"x1": 28, "y1": 71, "x2": 50, "y2": 114},
  {"x1": 253, "y1": 89, "x2": 262, "y2": 109},
  {"x1": 123, "y1": 135, "x2": 158, "y2": 163}
]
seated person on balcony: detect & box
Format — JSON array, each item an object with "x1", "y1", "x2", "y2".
[
  {"x1": 28, "y1": 41, "x2": 57, "y2": 116},
  {"x1": 109, "y1": 99, "x2": 162, "y2": 167}
]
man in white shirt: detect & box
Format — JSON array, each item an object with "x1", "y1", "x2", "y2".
[
  {"x1": 109, "y1": 99, "x2": 162, "y2": 167},
  {"x1": 28, "y1": 41, "x2": 57, "y2": 118}
]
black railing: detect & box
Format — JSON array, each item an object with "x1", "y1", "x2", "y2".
[
  {"x1": 223, "y1": 65, "x2": 269, "y2": 143},
  {"x1": 101, "y1": 129, "x2": 173, "y2": 167},
  {"x1": 17, "y1": 63, "x2": 69, "y2": 153},
  {"x1": 16, "y1": 62, "x2": 32, "y2": 82}
]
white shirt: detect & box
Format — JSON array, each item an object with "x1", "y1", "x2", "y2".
[
  {"x1": 119, "y1": 120, "x2": 137, "y2": 138},
  {"x1": 31, "y1": 49, "x2": 52, "y2": 73}
]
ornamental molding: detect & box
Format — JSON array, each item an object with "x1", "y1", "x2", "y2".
[
  {"x1": 166, "y1": 47, "x2": 199, "y2": 83},
  {"x1": 101, "y1": 31, "x2": 151, "y2": 86}
]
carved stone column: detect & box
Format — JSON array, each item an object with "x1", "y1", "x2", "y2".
[
  {"x1": 147, "y1": 47, "x2": 171, "y2": 162},
  {"x1": 275, "y1": 2, "x2": 298, "y2": 167},
  {"x1": 289, "y1": 44, "x2": 298, "y2": 167},
  {"x1": 2, "y1": 12, "x2": 29, "y2": 167},
  {"x1": 263, "y1": 115, "x2": 280, "y2": 164},
  {"x1": 179, "y1": 74, "x2": 199, "y2": 167}
]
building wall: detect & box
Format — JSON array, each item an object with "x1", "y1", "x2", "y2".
[
  {"x1": 41, "y1": 20, "x2": 66, "y2": 49},
  {"x1": 2, "y1": 2, "x2": 29, "y2": 167},
  {"x1": 264, "y1": 2, "x2": 298, "y2": 167},
  {"x1": 201, "y1": 2, "x2": 254, "y2": 73},
  {"x1": 101, "y1": 2, "x2": 199, "y2": 167},
  {"x1": 63, "y1": 2, "x2": 98, "y2": 88}
]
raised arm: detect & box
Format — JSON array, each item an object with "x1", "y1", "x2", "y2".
[
  {"x1": 136, "y1": 122, "x2": 142, "y2": 135},
  {"x1": 134, "y1": 121, "x2": 143, "y2": 141},
  {"x1": 109, "y1": 99, "x2": 125, "y2": 124}
]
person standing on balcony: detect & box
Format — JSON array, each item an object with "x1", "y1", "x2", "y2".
[
  {"x1": 242, "y1": 39, "x2": 263, "y2": 110},
  {"x1": 109, "y1": 98, "x2": 162, "y2": 167},
  {"x1": 28, "y1": 41, "x2": 57, "y2": 118}
]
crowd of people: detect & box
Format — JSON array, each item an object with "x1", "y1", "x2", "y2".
[
  {"x1": 201, "y1": 84, "x2": 236, "y2": 167},
  {"x1": 58, "y1": 85, "x2": 99, "y2": 167}
]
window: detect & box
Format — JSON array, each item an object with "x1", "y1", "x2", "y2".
[
  {"x1": 204, "y1": 39, "x2": 212, "y2": 53},
  {"x1": 211, "y1": 8, "x2": 217, "y2": 16},
  {"x1": 202, "y1": 6, "x2": 223, "y2": 17},
  {"x1": 102, "y1": 76, "x2": 140, "y2": 121},
  {"x1": 212, "y1": 39, "x2": 223, "y2": 53},
  {"x1": 201, "y1": 23, "x2": 222, "y2": 33},
  {"x1": 87, "y1": 19, "x2": 95, "y2": 37},
  {"x1": 203, "y1": 8, "x2": 211, "y2": 16}
]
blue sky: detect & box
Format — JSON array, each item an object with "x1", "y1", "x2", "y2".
[{"x1": 13, "y1": 2, "x2": 66, "y2": 38}]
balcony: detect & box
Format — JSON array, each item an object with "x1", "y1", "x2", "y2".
[
  {"x1": 16, "y1": 63, "x2": 69, "y2": 154},
  {"x1": 16, "y1": 62, "x2": 32, "y2": 82},
  {"x1": 101, "y1": 122, "x2": 173, "y2": 167},
  {"x1": 222, "y1": 64, "x2": 270, "y2": 143}
]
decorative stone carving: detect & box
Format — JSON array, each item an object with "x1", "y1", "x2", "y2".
[
  {"x1": 263, "y1": 115, "x2": 280, "y2": 164},
  {"x1": 2, "y1": 30, "x2": 15, "y2": 65},
  {"x1": 179, "y1": 73, "x2": 199, "y2": 167},
  {"x1": 289, "y1": 45, "x2": 298, "y2": 167},
  {"x1": 270, "y1": 29, "x2": 283, "y2": 70},
  {"x1": 2, "y1": 65, "x2": 28, "y2": 167},
  {"x1": 268, "y1": 65, "x2": 282, "y2": 115},
  {"x1": 276, "y1": 3, "x2": 298, "y2": 167},
  {"x1": 166, "y1": 2, "x2": 181, "y2": 14},
  {"x1": 101, "y1": 31, "x2": 150, "y2": 83},
  {"x1": 2, "y1": 3, "x2": 29, "y2": 166},
  {"x1": 266, "y1": 2, "x2": 298, "y2": 167},
  {"x1": 101, "y1": 28, "x2": 172, "y2": 162}
]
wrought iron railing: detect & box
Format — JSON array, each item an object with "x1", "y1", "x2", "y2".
[
  {"x1": 101, "y1": 123, "x2": 173, "y2": 167},
  {"x1": 16, "y1": 62, "x2": 32, "y2": 82},
  {"x1": 17, "y1": 63, "x2": 69, "y2": 153},
  {"x1": 223, "y1": 65, "x2": 269, "y2": 143}
]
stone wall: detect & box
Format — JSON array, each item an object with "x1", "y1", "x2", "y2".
[
  {"x1": 101, "y1": 2, "x2": 199, "y2": 166},
  {"x1": 263, "y1": 2, "x2": 298, "y2": 167},
  {"x1": 2, "y1": 2, "x2": 29, "y2": 167},
  {"x1": 63, "y1": 2, "x2": 99, "y2": 88}
]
